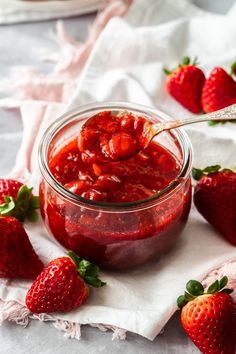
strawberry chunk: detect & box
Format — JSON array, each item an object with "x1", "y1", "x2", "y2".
[
  {"x1": 108, "y1": 132, "x2": 138, "y2": 159},
  {"x1": 95, "y1": 174, "x2": 121, "y2": 192},
  {"x1": 64, "y1": 180, "x2": 91, "y2": 195}
]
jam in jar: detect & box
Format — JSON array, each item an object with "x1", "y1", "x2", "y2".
[{"x1": 39, "y1": 102, "x2": 192, "y2": 269}]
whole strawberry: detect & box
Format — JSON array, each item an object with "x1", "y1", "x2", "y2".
[
  {"x1": 177, "y1": 276, "x2": 236, "y2": 354},
  {"x1": 193, "y1": 165, "x2": 236, "y2": 245},
  {"x1": 202, "y1": 61, "x2": 236, "y2": 113},
  {"x1": 0, "y1": 179, "x2": 39, "y2": 222},
  {"x1": 164, "y1": 56, "x2": 205, "y2": 113},
  {"x1": 25, "y1": 251, "x2": 105, "y2": 313},
  {"x1": 0, "y1": 216, "x2": 44, "y2": 278}
]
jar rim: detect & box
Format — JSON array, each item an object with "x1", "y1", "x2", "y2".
[{"x1": 38, "y1": 101, "x2": 192, "y2": 211}]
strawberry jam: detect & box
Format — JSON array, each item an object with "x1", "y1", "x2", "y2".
[
  {"x1": 40, "y1": 109, "x2": 192, "y2": 269},
  {"x1": 78, "y1": 111, "x2": 152, "y2": 163}
]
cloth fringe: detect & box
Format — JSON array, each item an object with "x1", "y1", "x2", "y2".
[
  {"x1": 90, "y1": 323, "x2": 127, "y2": 340},
  {"x1": 53, "y1": 319, "x2": 82, "y2": 340},
  {"x1": 0, "y1": 299, "x2": 127, "y2": 340},
  {"x1": 0, "y1": 299, "x2": 30, "y2": 327},
  {"x1": 1, "y1": 257, "x2": 236, "y2": 340}
]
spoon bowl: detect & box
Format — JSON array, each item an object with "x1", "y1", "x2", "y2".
[{"x1": 78, "y1": 103, "x2": 236, "y2": 163}]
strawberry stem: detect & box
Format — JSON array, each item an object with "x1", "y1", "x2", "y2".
[
  {"x1": 179, "y1": 56, "x2": 199, "y2": 67},
  {"x1": 0, "y1": 196, "x2": 15, "y2": 215},
  {"x1": 0, "y1": 185, "x2": 39, "y2": 222},
  {"x1": 68, "y1": 251, "x2": 106, "y2": 288},
  {"x1": 230, "y1": 60, "x2": 236, "y2": 76},
  {"x1": 192, "y1": 165, "x2": 221, "y2": 180},
  {"x1": 181, "y1": 56, "x2": 190, "y2": 66},
  {"x1": 177, "y1": 276, "x2": 233, "y2": 309},
  {"x1": 186, "y1": 280, "x2": 204, "y2": 296},
  {"x1": 163, "y1": 67, "x2": 171, "y2": 75},
  {"x1": 207, "y1": 279, "x2": 220, "y2": 294},
  {"x1": 192, "y1": 56, "x2": 199, "y2": 66},
  {"x1": 164, "y1": 56, "x2": 199, "y2": 75}
]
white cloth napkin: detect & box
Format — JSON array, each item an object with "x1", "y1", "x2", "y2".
[
  {"x1": 0, "y1": 0, "x2": 105, "y2": 24},
  {"x1": 1, "y1": 0, "x2": 236, "y2": 341}
]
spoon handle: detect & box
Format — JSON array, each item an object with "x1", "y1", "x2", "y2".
[{"x1": 154, "y1": 103, "x2": 236, "y2": 133}]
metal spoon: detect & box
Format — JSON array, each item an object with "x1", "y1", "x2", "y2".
[
  {"x1": 144, "y1": 103, "x2": 236, "y2": 149},
  {"x1": 80, "y1": 104, "x2": 236, "y2": 163}
]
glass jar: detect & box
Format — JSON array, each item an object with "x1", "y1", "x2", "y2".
[{"x1": 39, "y1": 102, "x2": 192, "y2": 270}]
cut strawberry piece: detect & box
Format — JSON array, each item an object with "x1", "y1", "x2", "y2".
[
  {"x1": 94, "y1": 174, "x2": 121, "y2": 192},
  {"x1": 120, "y1": 112, "x2": 135, "y2": 131},
  {"x1": 78, "y1": 111, "x2": 150, "y2": 162},
  {"x1": 65, "y1": 180, "x2": 91, "y2": 195},
  {"x1": 108, "y1": 132, "x2": 138, "y2": 160},
  {"x1": 92, "y1": 163, "x2": 102, "y2": 177}
]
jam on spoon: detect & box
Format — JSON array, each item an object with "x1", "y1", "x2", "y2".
[
  {"x1": 78, "y1": 104, "x2": 236, "y2": 163},
  {"x1": 78, "y1": 111, "x2": 152, "y2": 163}
]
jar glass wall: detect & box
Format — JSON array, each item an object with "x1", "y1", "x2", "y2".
[{"x1": 39, "y1": 102, "x2": 192, "y2": 270}]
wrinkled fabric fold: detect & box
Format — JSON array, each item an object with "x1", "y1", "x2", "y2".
[{"x1": 1, "y1": 0, "x2": 236, "y2": 341}]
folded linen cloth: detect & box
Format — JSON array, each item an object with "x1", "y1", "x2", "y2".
[
  {"x1": 1, "y1": 0, "x2": 236, "y2": 341},
  {"x1": 0, "y1": 0, "x2": 105, "y2": 24}
]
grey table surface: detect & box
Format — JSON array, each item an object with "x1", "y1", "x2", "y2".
[{"x1": 0, "y1": 1, "x2": 235, "y2": 353}]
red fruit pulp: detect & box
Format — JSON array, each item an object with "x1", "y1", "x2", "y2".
[
  {"x1": 40, "y1": 111, "x2": 191, "y2": 269},
  {"x1": 78, "y1": 111, "x2": 152, "y2": 162}
]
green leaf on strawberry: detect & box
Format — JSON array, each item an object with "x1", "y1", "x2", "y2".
[
  {"x1": 0, "y1": 196, "x2": 16, "y2": 215},
  {"x1": 230, "y1": 60, "x2": 236, "y2": 76},
  {"x1": 29, "y1": 196, "x2": 40, "y2": 209},
  {"x1": 163, "y1": 56, "x2": 199, "y2": 74},
  {"x1": 177, "y1": 276, "x2": 233, "y2": 309},
  {"x1": 219, "y1": 275, "x2": 229, "y2": 289},
  {"x1": 207, "y1": 279, "x2": 220, "y2": 294},
  {"x1": 206, "y1": 276, "x2": 233, "y2": 294},
  {"x1": 68, "y1": 251, "x2": 106, "y2": 288},
  {"x1": 26, "y1": 209, "x2": 39, "y2": 222},
  {"x1": 177, "y1": 295, "x2": 188, "y2": 308},
  {"x1": 0, "y1": 184, "x2": 39, "y2": 222},
  {"x1": 177, "y1": 276, "x2": 236, "y2": 353},
  {"x1": 192, "y1": 165, "x2": 221, "y2": 180},
  {"x1": 84, "y1": 276, "x2": 106, "y2": 288},
  {"x1": 186, "y1": 280, "x2": 204, "y2": 296},
  {"x1": 184, "y1": 291, "x2": 195, "y2": 302}
]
